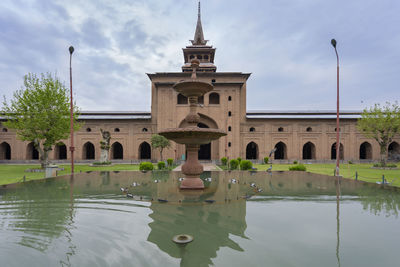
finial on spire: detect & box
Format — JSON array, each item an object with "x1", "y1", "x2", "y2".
[
  {"x1": 190, "y1": 1, "x2": 208, "y2": 45},
  {"x1": 198, "y1": 1, "x2": 201, "y2": 19}
]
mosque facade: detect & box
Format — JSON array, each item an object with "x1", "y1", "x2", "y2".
[{"x1": 1, "y1": 5, "x2": 399, "y2": 163}]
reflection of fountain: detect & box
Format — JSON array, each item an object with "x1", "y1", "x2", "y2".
[
  {"x1": 159, "y1": 59, "x2": 226, "y2": 189},
  {"x1": 147, "y1": 200, "x2": 247, "y2": 266}
]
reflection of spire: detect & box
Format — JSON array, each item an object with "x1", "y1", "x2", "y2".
[{"x1": 190, "y1": 1, "x2": 208, "y2": 45}]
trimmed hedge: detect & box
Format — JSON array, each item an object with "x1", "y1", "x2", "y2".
[
  {"x1": 221, "y1": 157, "x2": 228, "y2": 166},
  {"x1": 240, "y1": 160, "x2": 253, "y2": 170},
  {"x1": 263, "y1": 157, "x2": 269, "y2": 164},
  {"x1": 229, "y1": 159, "x2": 239, "y2": 170},
  {"x1": 139, "y1": 162, "x2": 154, "y2": 171},
  {"x1": 157, "y1": 161, "x2": 166, "y2": 170},
  {"x1": 167, "y1": 158, "x2": 174, "y2": 166},
  {"x1": 289, "y1": 164, "x2": 307, "y2": 171}
]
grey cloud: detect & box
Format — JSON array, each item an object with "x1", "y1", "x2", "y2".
[
  {"x1": 80, "y1": 19, "x2": 111, "y2": 49},
  {"x1": 117, "y1": 20, "x2": 148, "y2": 52}
]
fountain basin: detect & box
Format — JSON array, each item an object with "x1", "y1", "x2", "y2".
[
  {"x1": 159, "y1": 127, "x2": 226, "y2": 145},
  {"x1": 173, "y1": 80, "x2": 213, "y2": 97}
]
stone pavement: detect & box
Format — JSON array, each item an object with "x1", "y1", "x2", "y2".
[{"x1": 173, "y1": 163, "x2": 221, "y2": 171}]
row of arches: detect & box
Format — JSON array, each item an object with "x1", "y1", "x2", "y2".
[
  {"x1": 1, "y1": 141, "x2": 400, "y2": 161},
  {"x1": 244, "y1": 141, "x2": 400, "y2": 160},
  {"x1": 0, "y1": 141, "x2": 153, "y2": 160}
]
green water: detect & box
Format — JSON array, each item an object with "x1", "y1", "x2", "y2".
[{"x1": 0, "y1": 171, "x2": 399, "y2": 267}]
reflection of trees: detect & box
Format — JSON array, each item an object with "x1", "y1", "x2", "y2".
[
  {"x1": 147, "y1": 201, "x2": 247, "y2": 267},
  {"x1": 357, "y1": 185, "x2": 400, "y2": 217},
  {"x1": 1, "y1": 178, "x2": 75, "y2": 252}
]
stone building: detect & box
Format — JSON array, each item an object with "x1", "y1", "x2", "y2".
[{"x1": 1, "y1": 5, "x2": 399, "y2": 163}]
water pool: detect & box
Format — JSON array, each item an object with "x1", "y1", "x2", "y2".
[{"x1": 1, "y1": 171, "x2": 399, "y2": 267}]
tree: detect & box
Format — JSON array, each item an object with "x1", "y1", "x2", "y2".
[
  {"x1": 357, "y1": 102, "x2": 400, "y2": 166},
  {"x1": 2, "y1": 73, "x2": 80, "y2": 168},
  {"x1": 151, "y1": 134, "x2": 170, "y2": 161}
]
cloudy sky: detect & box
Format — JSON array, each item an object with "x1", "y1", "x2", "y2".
[{"x1": 1, "y1": 0, "x2": 399, "y2": 112}]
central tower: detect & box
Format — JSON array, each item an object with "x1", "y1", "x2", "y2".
[{"x1": 182, "y1": 2, "x2": 216, "y2": 72}]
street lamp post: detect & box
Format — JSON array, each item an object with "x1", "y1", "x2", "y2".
[
  {"x1": 331, "y1": 39, "x2": 340, "y2": 177},
  {"x1": 69, "y1": 46, "x2": 75, "y2": 174}
]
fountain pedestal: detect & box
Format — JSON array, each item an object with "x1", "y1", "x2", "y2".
[{"x1": 181, "y1": 144, "x2": 204, "y2": 189}]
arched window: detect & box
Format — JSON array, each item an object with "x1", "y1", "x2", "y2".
[
  {"x1": 306, "y1": 127, "x2": 312, "y2": 132},
  {"x1": 228, "y1": 142, "x2": 231, "y2": 147},
  {"x1": 204, "y1": 55, "x2": 209, "y2": 60},
  {"x1": 302, "y1": 142, "x2": 316, "y2": 160},
  {"x1": 360, "y1": 142, "x2": 372, "y2": 160},
  {"x1": 274, "y1": 142, "x2": 287, "y2": 160},
  {"x1": 86, "y1": 128, "x2": 92, "y2": 132},
  {"x1": 197, "y1": 55, "x2": 203, "y2": 60},
  {"x1": 228, "y1": 111, "x2": 232, "y2": 117},
  {"x1": 142, "y1": 128, "x2": 148, "y2": 132},
  {"x1": 55, "y1": 142, "x2": 67, "y2": 160},
  {"x1": 189, "y1": 55, "x2": 195, "y2": 60},
  {"x1": 249, "y1": 127, "x2": 255, "y2": 132},
  {"x1": 177, "y1": 94, "x2": 188, "y2": 104},
  {"x1": 278, "y1": 127, "x2": 284, "y2": 132},
  {"x1": 246, "y1": 142, "x2": 258, "y2": 160},
  {"x1": 114, "y1": 128, "x2": 120, "y2": 132},
  {"x1": 388, "y1": 142, "x2": 400, "y2": 160},
  {"x1": 111, "y1": 142, "x2": 123, "y2": 159},
  {"x1": 209, "y1": 93, "x2": 220, "y2": 104},
  {"x1": 228, "y1": 126, "x2": 232, "y2": 132},
  {"x1": 228, "y1": 96, "x2": 232, "y2": 101},
  {"x1": 0, "y1": 142, "x2": 11, "y2": 160},
  {"x1": 26, "y1": 142, "x2": 39, "y2": 160},
  {"x1": 139, "y1": 142, "x2": 151, "y2": 159},
  {"x1": 83, "y1": 142, "x2": 95, "y2": 160},
  {"x1": 331, "y1": 143, "x2": 344, "y2": 160}
]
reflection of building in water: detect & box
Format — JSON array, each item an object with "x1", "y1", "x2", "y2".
[{"x1": 147, "y1": 200, "x2": 247, "y2": 267}]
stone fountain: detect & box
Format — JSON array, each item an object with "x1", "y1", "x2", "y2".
[{"x1": 159, "y1": 60, "x2": 226, "y2": 189}]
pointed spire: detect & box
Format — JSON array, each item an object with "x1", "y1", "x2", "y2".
[{"x1": 190, "y1": 1, "x2": 208, "y2": 45}]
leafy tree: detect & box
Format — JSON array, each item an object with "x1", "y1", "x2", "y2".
[
  {"x1": 357, "y1": 102, "x2": 400, "y2": 166},
  {"x1": 151, "y1": 134, "x2": 170, "y2": 161},
  {"x1": 2, "y1": 73, "x2": 80, "y2": 168}
]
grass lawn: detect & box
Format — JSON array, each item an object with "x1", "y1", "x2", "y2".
[
  {"x1": 0, "y1": 164, "x2": 140, "y2": 185},
  {"x1": 1, "y1": 163, "x2": 400, "y2": 188},
  {"x1": 255, "y1": 163, "x2": 400, "y2": 187}
]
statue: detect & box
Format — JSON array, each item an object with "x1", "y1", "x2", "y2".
[{"x1": 100, "y1": 129, "x2": 111, "y2": 163}]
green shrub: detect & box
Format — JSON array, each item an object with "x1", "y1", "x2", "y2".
[
  {"x1": 293, "y1": 160, "x2": 298, "y2": 164},
  {"x1": 237, "y1": 157, "x2": 242, "y2": 164},
  {"x1": 139, "y1": 162, "x2": 154, "y2": 171},
  {"x1": 289, "y1": 164, "x2": 307, "y2": 171},
  {"x1": 373, "y1": 163, "x2": 397, "y2": 168},
  {"x1": 229, "y1": 159, "x2": 239, "y2": 170},
  {"x1": 240, "y1": 160, "x2": 253, "y2": 170},
  {"x1": 221, "y1": 157, "x2": 228, "y2": 166},
  {"x1": 167, "y1": 158, "x2": 174, "y2": 166},
  {"x1": 348, "y1": 160, "x2": 353, "y2": 164},
  {"x1": 92, "y1": 161, "x2": 111, "y2": 165},
  {"x1": 157, "y1": 161, "x2": 166, "y2": 170},
  {"x1": 263, "y1": 157, "x2": 269, "y2": 164}
]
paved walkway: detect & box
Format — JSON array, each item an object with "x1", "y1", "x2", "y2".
[{"x1": 173, "y1": 163, "x2": 221, "y2": 171}]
